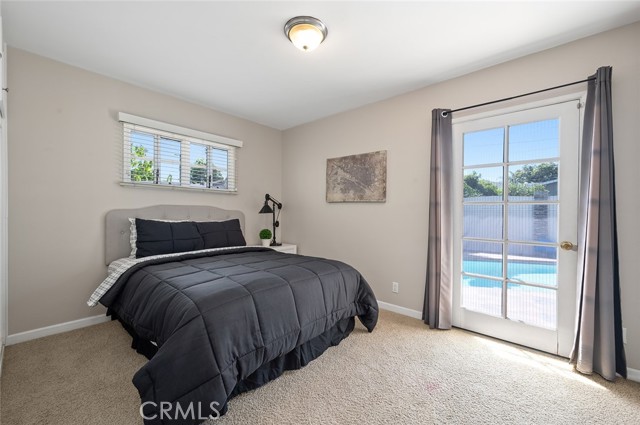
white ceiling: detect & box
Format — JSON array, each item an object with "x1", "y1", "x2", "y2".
[{"x1": 4, "y1": 1, "x2": 640, "y2": 130}]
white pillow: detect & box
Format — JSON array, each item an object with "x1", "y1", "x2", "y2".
[{"x1": 129, "y1": 218, "x2": 138, "y2": 258}]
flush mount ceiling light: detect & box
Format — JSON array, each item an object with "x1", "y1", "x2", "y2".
[{"x1": 284, "y1": 16, "x2": 327, "y2": 52}]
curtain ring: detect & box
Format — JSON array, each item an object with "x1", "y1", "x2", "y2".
[{"x1": 441, "y1": 110, "x2": 449, "y2": 118}]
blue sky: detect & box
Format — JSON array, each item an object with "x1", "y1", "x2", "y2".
[{"x1": 463, "y1": 118, "x2": 559, "y2": 183}]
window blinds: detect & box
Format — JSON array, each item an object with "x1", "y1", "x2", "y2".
[{"x1": 119, "y1": 113, "x2": 241, "y2": 193}]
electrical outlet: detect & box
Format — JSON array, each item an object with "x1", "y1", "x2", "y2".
[
  {"x1": 392, "y1": 282, "x2": 399, "y2": 293},
  {"x1": 623, "y1": 327, "x2": 627, "y2": 344}
]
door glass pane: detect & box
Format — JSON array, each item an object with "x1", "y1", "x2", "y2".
[
  {"x1": 507, "y1": 283, "x2": 556, "y2": 329},
  {"x1": 462, "y1": 276, "x2": 502, "y2": 317},
  {"x1": 463, "y1": 241, "x2": 502, "y2": 278},
  {"x1": 460, "y1": 115, "x2": 568, "y2": 332},
  {"x1": 463, "y1": 205, "x2": 503, "y2": 240},
  {"x1": 507, "y1": 244, "x2": 557, "y2": 287},
  {"x1": 464, "y1": 127, "x2": 504, "y2": 166},
  {"x1": 464, "y1": 167, "x2": 503, "y2": 202},
  {"x1": 508, "y1": 204, "x2": 557, "y2": 243},
  {"x1": 508, "y1": 162, "x2": 558, "y2": 201},
  {"x1": 508, "y1": 119, "x2": 559, "y2": 162}
]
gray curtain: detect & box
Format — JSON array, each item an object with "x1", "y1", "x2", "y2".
[
  {"x1": 570, "y1": 66, "x2": 626, "y2": 380},
  {"x1": 423, "y1": 109, "x2": 453, "y2": 329}
]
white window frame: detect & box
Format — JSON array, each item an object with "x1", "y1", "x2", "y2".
[{"x1": 119, "y1": 112, "x2": 242, "y2": 193}]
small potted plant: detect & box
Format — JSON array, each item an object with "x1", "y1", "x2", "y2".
[{"x1": 259, "y1": 229, "x2": 272, "y2": 247}]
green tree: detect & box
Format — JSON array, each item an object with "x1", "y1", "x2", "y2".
[
  {"x1": 463, "y1": 163, "x2": 557, "y2": 198},
  {"x1": 510, "y1": 162, "x2": 557, "y2": 184},
  {"x1": 190, "y1": 158, "x2": 208, "y2": 185},
  {"x1": 508, "y1": 162, "x2": 557, "y2": 197},
  {"x1": 464, "y1": 171, "x2": 501, "y2": 198},
  {"x1": 508, "y1": 182, "x2": 546, "y2": 196},
  {"x1": 211, "y1": 169, "x2": 224, "y2": 182},
  {"x1": 130, "y1": 145, "x2": 154, "y2": 182},
  {"x1": 190, "y1": 158, "x2": 224, "y2": 186}
]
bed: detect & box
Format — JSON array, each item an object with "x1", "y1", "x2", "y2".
[{"x1": 88, "y1": 205, "x2": 379, "y2": 424}]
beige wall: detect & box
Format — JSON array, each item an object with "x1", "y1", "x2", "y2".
[
  {"x1": 7, "y1": 22, "x2": 640, "y2": 371},
  {"x1": 7, "y1": 48, "x2": 282, "y2": 334},
  {"x1": 282, "y1": 22, "x2": 640, "y2": 370}
]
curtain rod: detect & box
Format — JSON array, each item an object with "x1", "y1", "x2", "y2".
[{"x1": 441, "y1": 76, "x2": 595, "y2": 118}]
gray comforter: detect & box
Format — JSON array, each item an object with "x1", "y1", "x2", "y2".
[{"x1": 100, "y1": 247, "x2": 378, "y2": 424}]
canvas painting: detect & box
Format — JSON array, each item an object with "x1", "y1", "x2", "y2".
[{"x1": 326, "y1": 150, "x2": 387, "y2": 203}]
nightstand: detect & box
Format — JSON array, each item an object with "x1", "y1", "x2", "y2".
[{"x1": 269, "y1": 243, "x2": 297, "y2": 254}]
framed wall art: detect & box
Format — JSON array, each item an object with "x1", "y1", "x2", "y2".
[{"x1": 326, "y1": 150, "x2": 387, "y2": 203}]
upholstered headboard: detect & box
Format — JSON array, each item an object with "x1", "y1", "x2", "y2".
[{"x1": 105, "y1": 205, "x2": 245, "y2": 265}]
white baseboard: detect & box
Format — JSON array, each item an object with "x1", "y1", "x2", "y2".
[
  {"x1": 627, "y1": 367, "x2": 640, "y2": 383},
  {"x1": 377, "y1": 300, "x2": 422, "y2": 320},
  {"x1": 6, "y1": 314, "x2": 110, "y2": 346}
]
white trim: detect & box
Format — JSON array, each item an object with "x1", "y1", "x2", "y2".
[
  {"x1": 0, "y1": 42, "x2": 7, "y2": 347},
  {"x1": 118, "y1": 112, "x2": 243, "y2": 148},
  {"x1": 377, "y1": 300, "x2": 422, "y2": 319},
  {"x1": 6, "y1": 314, "x2": 110, "y2": 346},
  {"x1": 627, "y1": 367, "x2": 640, "y2": 383},
  {"x1": 0, "y1": 344, "x2": 4, "y2": 377}
]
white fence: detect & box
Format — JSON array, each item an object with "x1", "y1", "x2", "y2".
[{"x1": 464, "y1": 196, "x2": 558, "y2": 258}]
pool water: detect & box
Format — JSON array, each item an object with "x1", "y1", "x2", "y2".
[
  {"x1": 461, "y1": 260, "x2": 558, "y2": 329},
  {"x1": 463, "y1": 260, "x2": 557, "y2": 287}
]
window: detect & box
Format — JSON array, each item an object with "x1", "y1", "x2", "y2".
[{"x1": 120, "y1": 113, "x2": 242, "y2": 192}]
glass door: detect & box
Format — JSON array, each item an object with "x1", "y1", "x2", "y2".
[{"x1": 452, "y1": 98, "x2": 581, "y2": 356}]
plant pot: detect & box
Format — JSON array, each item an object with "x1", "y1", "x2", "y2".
[{"x1": 261, "y1": 239, "x2": 271, "y2": 247}]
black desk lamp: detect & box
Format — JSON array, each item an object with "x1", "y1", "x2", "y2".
[{"x1": 259, "y1": 193, "x2": 282, "y2": 246}]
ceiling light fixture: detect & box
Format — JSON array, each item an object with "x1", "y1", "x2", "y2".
[{"x1": 284, "y1": 16, "x2": 327, "y2": 52}]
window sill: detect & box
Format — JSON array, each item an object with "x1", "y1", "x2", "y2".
[{"x1": 120, "y1": 182, "x2": 238, "y2": 195}]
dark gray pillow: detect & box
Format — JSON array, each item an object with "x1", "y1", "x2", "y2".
[
  {"x1": 196, "y1": 219, "x2": 246, "y2": 249},
  {"x1": 135, "y1": 218, "x2": 204, "y2": 258}
]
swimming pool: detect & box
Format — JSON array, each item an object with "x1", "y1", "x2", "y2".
[
  {"x1": 463, "y1": 259, "x2": 557, "y2": 287},
  {"x1": 461, "y1": 260, "x2": 557, "y2": 329}
]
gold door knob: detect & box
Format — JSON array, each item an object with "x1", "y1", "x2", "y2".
[{"x1": 560, "y1": 241, "x2": 575, "y2": 251}]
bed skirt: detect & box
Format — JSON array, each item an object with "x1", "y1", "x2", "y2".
[{"x1": 112, "y1": 312, "x2": 356, "y2": 422}]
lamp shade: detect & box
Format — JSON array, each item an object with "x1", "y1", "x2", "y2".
[
  {"x1": 259, "y1": 202, "x2": 273, "y2": 214},
  {"x1": 284, "y1": 16, "x2": 327, "y2": 52}
]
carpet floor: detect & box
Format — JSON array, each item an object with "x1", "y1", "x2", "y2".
[{"x1": 1, "y1": 310, "x2": 639, "y2": 424}]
